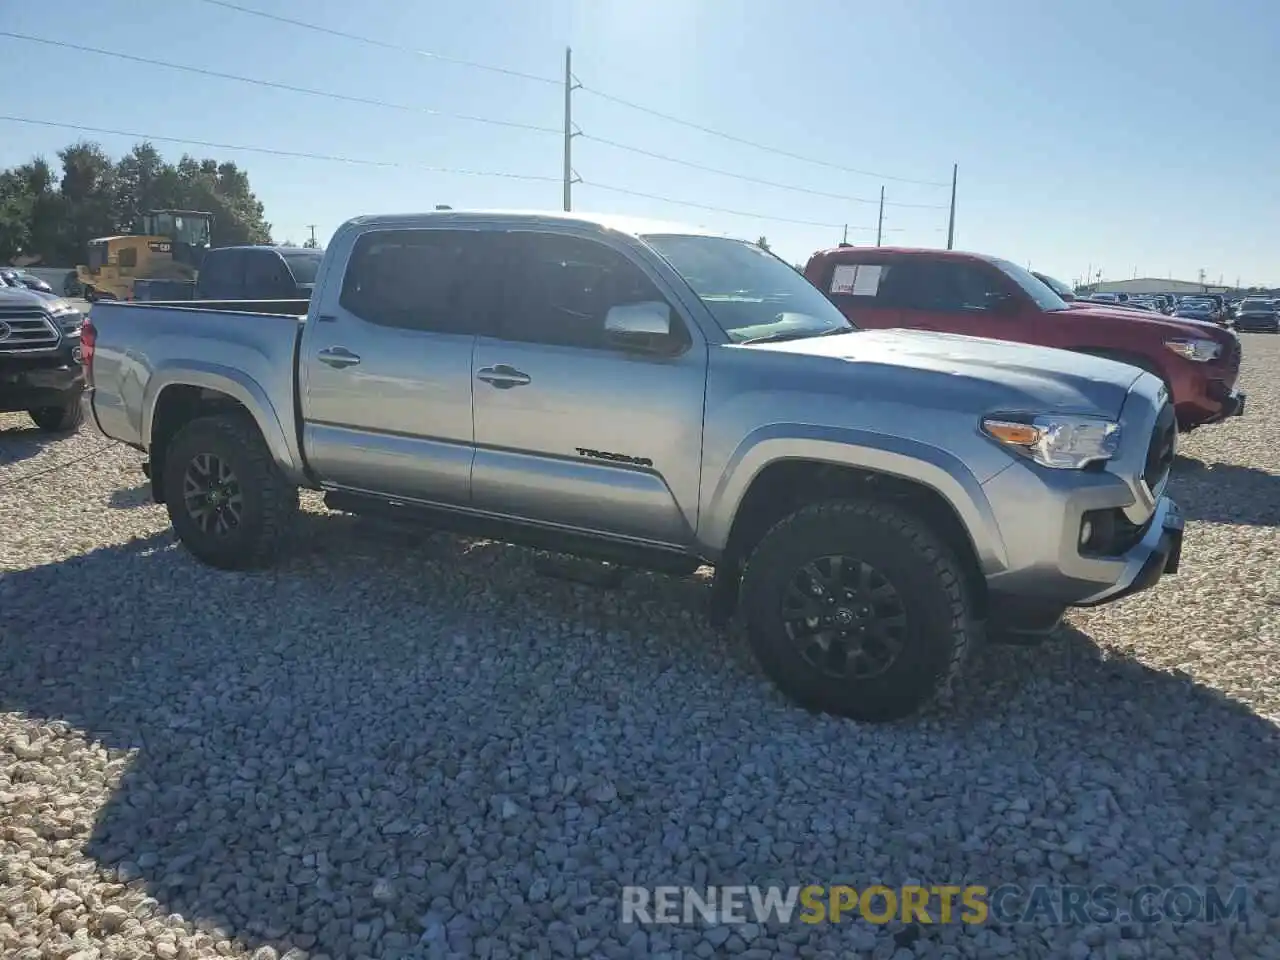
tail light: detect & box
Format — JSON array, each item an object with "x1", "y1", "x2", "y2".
[{"x1": 81, "y1": 318, "x2": 96, "y2": 380}]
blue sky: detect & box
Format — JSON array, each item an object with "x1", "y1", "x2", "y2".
[{"x1": 2, "y1": 0, "x2": 1276, "y2": 285}]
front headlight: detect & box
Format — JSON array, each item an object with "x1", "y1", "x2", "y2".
[
  {"x1": 46, "y1": 301, "x2": 84, "y2": 335},
  {"x1": 981, "y1": 414, "x2": 1121, "y2": 470},
  {"x1": 1164, "y1": 338, "x2": 1221, "y2": 362}
]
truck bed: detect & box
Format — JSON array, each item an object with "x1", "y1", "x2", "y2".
[{"x1": 85, "y1": 299, "x2": 307, "y2": 455}]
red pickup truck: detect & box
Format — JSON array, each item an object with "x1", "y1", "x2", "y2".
[{"x1": 803, "y1": 247, "x2": 1244, "y2": 430}]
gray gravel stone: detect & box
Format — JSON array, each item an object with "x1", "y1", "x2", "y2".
[{"x1": 4, "y1": 337, "x2": 1280, "y2": 958}]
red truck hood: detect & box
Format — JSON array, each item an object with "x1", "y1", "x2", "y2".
[{"x1": 1063, "y1": 304, "x2": 1234, "y2": 344}]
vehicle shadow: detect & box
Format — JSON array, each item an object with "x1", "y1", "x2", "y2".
[
  {"x1": 1169, "y1": 454, "x2": 1280, "y2": 527},
  {"x1": 0, "y1": 417, "x2": 52, "y2": 471},
  {"x1": 108, "y1": 483, "x2": 153, "y2": 509},
  {"x1": 1, "y1": 514, "x2": 1275, "y2": 957}
]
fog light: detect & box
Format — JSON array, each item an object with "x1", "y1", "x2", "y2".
[{"x1": 1079, "y1": 519, "x2": 1093, "y2": 547}]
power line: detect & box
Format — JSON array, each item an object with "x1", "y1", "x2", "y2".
[
  {"x1": 0, "y1": 116, "x2": 562, "y2": 183},
  {"x1": 193, "y1": 0, "x2": 561, "y2": 86},
  {"x1": 188, "y1": 0, "x2": 950, "y2": 192},
  {"x1": 0, "y1": 31, "x2": 559, "y2": 136},
  {"x1": 580, "y1": 180, "x2": 901, "y2": 230},
  {"x1": 580, "y1": 134, "x2": 949, "y2": 209},
  {"x1": 578, "y1": 86, "x2": 952, "y2": 188}
]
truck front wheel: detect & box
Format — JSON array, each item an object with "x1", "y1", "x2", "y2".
[
  {"x1": 162, "y1": 414, "x2": 298, "y2": 570},
  {"x1": 739, "y1": 499, "x2": 975, "y2": 722},
  {"x1": 28, "y1": 400, "x2": 84, "y2": 433}
]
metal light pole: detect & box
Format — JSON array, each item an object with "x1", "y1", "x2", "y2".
[
  {"x1": 876, "y1": 186, "x2": 885, "y2": 247},
  {"x1": 562, "y1": 48, "x2": 580, "y2": 212},
  {"x1": 945, "y1": 163, "x2": 958, "y2": 250}
]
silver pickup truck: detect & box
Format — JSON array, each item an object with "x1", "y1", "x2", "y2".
[{"x1": 82, "y1": 211, "x2": 1183, "y2": 721}]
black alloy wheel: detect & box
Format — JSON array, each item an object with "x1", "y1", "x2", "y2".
[
  {"x1": 182, "y1": 452, "x2": 244, "y2": 537},
  {"x1": 781, "y1": 555, "x2": 906, "y2": 680}
]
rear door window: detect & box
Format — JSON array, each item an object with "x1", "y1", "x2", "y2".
[
  {"x1": 339, "y1": 229, "x2": 494, "y2": 334},
  {"x1": 824, "y1": 258, "x2": 896, "y2": 311}
]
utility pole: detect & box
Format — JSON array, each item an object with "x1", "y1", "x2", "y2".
[
  {"x1": 945, "y1": 163, "x2": 958, "y2": 250},
  {"x1": 876, "y1": 186, "x2": 885, "y2": 247},
  {"x1": 841, "y1": 223, "x2": 848, "y2": 245},
  {"x1": 304, "y1": 224, "x2": 318, "y2": 249},
  {"x1": 562, "y1": 47, "x2": 581, "y2": 212}
]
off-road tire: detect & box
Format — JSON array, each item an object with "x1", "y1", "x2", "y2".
[
  {"x1": 740, "y1": 499, "x2": 974, "y2": 722},
  {"x1": 162, "y1": 413, "x2": 298, "y2": 570},
  {"x1": 28, "y1": 400, "x2": 84, "y2": 433}
]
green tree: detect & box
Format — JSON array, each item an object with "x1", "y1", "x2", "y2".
[
  {"x1": 57, "y1": 142, "x2": 117, "y2": 264},
  {"x1": 0, "y1": 140, "x2": 274, "y2": 265}
]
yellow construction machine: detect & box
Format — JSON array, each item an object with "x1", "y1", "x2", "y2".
[{"x1": 76, "y1": 209, "x2": 214, "y2": 301}]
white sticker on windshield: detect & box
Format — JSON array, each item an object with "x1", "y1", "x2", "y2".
[{"x1": 830, "y1": 263, "x2": 882, "y2": 296}]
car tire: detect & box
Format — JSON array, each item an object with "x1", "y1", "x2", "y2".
[
  {"x1": 162, "y1": 413, "x2": 298, "y2": 570},
  {"x1": 28, "y1": 400, "x2": 84, "y2": 433},
  {"x1": 739, "y1": 499, "x2": 974, "y2": 722}
]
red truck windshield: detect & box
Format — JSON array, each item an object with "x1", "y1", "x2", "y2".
[{"x1": 988, "y1": 258, "x2": 1071, "y2": 312}]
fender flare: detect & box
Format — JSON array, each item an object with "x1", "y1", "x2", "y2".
[
  {"x1": 701, "y1": 422, "x2": 1009, "y2": 573},
  {"x1": 142, "y1": 360, "x2": 305, "y2": 482}
]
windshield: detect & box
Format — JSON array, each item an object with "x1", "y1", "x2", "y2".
[
  {"x1": 1241, "y1": 300, "x2": 1271, "y2": 309},
  {"x1": 643, "y1": 234, "x2": 852, "y2": 342},
  {"x1": 147, "y1": 212, "x2": 212, "y2": 247},
  {"x1": 1033, "y1": 272, "x2": 1075, "y2": 299},
  {"x1": 988, "y1": 258, "x2": 1069, "y2": 311},
  {"x1": 281, "y1": 251, "x2": 323, "y2": 284}
]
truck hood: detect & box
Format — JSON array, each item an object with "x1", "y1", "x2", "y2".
[
  {"x1": 756, "y1": 327, "x2": 1143, "y2": 419},
  {"x1": 1065, "y1": 304, "x2": 1233, "y2": 341},
  {"x1": 0, "y1": 286, "x2": 50, "y2": 308}
]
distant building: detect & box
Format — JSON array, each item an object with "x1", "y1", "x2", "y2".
[{"x1": 1084, "y1": 278, "x2": 1230, "y2": 295}]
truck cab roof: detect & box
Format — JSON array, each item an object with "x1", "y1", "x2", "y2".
[{"x1": 339, "y1": 209, "x2": 721, "y2": 240}]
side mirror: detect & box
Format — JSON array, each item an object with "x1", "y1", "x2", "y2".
[{"x1": 604, "y1": 300, "x2": 675, "y2": 352}]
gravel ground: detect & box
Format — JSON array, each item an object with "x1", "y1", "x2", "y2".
[{"x1": 2, "y1": 336, "x2": 1279, "y2": 960}]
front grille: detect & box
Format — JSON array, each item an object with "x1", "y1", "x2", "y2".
[
  {"x1": 0, "y1": 310, "x2": 60, "y2": 354},
  {"x1": 1143, "y1": 401, "x2": 1176, "y2": 493}
]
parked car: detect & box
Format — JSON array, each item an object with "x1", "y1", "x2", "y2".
[
  {"x1": 132, "y1": 245, "x2": 325, "y2": 303},
  {"x1": 83, "y1": 211, "x2": 1186, "y2": 722},
  {"x1": 1, "y1": 268, "x2": 58, "y2": 298},
  {"x1": 1175, "y1": 298, "x2": 1230, "y2": 326},
  {"x1": 1233, "y1": 298, "x2": 1279, "y2": 333},
  {"x1": 0, "y1": 284, "x2": 87, "y2": 432},
  {"x1": 804, "y1": 246, "x2": 1244, "y2": 431}
]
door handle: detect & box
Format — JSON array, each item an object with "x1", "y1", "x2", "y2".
[
  {"x1": 317, "y1": 346, "x2": 361, "y2": 369},
  {"x1": 476, "y1": 364, "x2": 531, "y2": 389}
]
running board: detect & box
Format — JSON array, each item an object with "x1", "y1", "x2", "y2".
[{"x1": 323, "y1": 490, "x2": 701, "y2": 577}]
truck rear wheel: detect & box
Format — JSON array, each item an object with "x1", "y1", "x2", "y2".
[
  {"x1": 162, "y1": 413, "x2": 298, "y2": 570},
  {"x1": 739, "y1": 499, "x2": 974, "y2": 722},
  {"x1": 28, "y1": 400, "x2": 84, "y2": 433}
]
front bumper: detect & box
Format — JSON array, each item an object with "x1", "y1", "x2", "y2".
[
  {"x1": 0, "y1": 357, "x2": 84, "y2": 413},
  {"x1": 1072, "y1": 496, "x2": 1183, "y2": 606}
]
